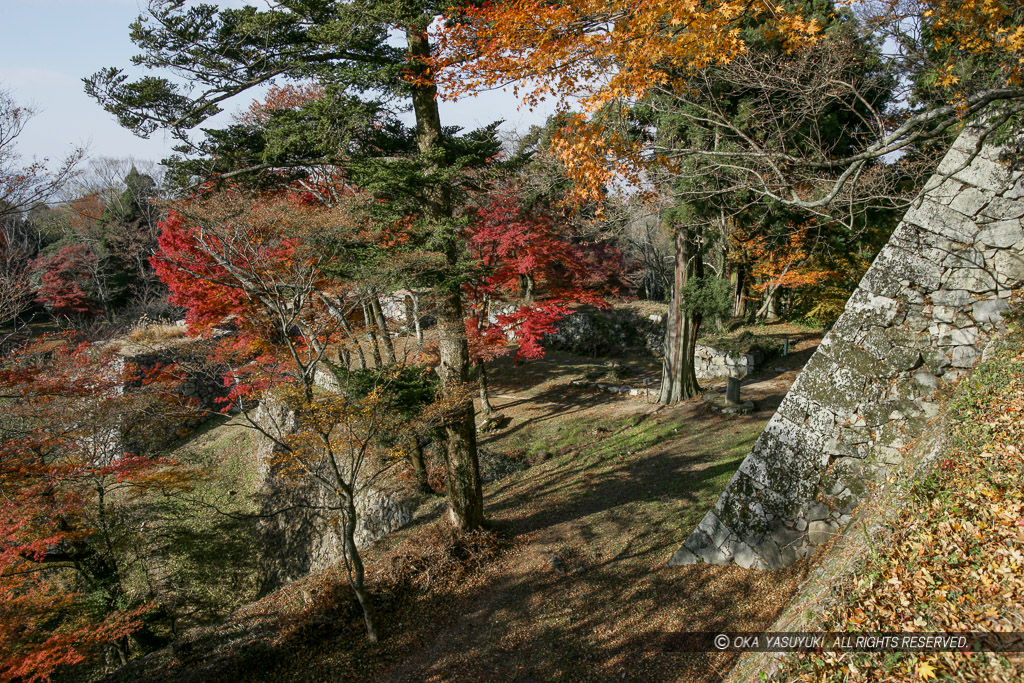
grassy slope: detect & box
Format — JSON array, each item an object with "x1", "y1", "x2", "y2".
[{"x1": 151, "y1": 416, "x2": 265, "y2": 629}]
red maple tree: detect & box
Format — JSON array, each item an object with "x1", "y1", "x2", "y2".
[
  {"x1": 30, "y1": 244, "x2": 100, "y2": 319},
  {"x1": 151, "y1": 190, "x2": 372, "y2": 407},
  {"x1": 456, "y1": 187, "x2": 624, "y2": 411},
  {"x1": 0, "y1": 336, "x2": 192, "y2": 680},
  {"x1": 464, "y1": 188, "x2": 621, "y2": 362}
]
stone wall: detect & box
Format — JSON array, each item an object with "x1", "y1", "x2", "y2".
[
  {"x1": 545, "y1": 305, "x2": 754, "y2": 377},
  {"x1": 693, "y1": 345, "x2": 754, "y2": 379},
  {"x1": 543, "y1": 305, "x2": 664, "y2": 357},
  {"x1": 102, "y1": 341, "x2": 231, "y2": 459},
  {"x1": 120, "y1": 343, "x2": 229, "y2": 414},
  {"x1": 671, "y1": 125, "x2": 1024, "y2": 570},
  {"x1": 251, "y1": 398, "x2": 422, "y2": 591}
]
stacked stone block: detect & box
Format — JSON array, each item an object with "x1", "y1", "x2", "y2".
[
  {"x1": 251, "y1": 397, "x2": 420, "y2": 590},
  {"x1": 671, "y1": 126, "x2": 1024, "y2": 570},
  {"x1": 693, "y1": 345, "x2": 755, "y2": 379}
]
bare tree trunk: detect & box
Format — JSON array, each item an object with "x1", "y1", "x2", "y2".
[
  {"x1": 658, "y1": 228, "x2": 703, "y2": 404},
  {"x1": 407, "y1": 21, "x2": 483, "y2": 531},
  {"x1": 410, "y1": 292, "x2": 423, "y2": 345},
  {"x1": 350, "y1": 335, "x2": 368, "y2": 370},
  {"x1": 476, "y1": 361, "x2": 495, "y2": 415},
  {"x1": 371, "y1": 295, "x2": 397, "y2": 365},
  {"x1": 401, "y1": 294, "x2": 421, "y2": 344},
  {"x1": 731, "y1": 265, "x2": 747, "y2": 318},
  {"x1": 324, "y1": 295, "x2": 368, "y2": 370},
  {"x1": 409, "y1": 438, "x2": 431, "y2": 493},
  {"x1": 346, "y1": 338, "x2": 367, "y2": 370},
  {"x1": 756, "y1": 284, "x2": 780, "y2": 321},
  {"x1": 712, "y1": 215, "x2": 728, "y2": 332},
  {"x1": 518, "y1": 273, "x2": 535, "y2": 304},
  {"x1": 361, "y1": 300, "x2": 383, "y2": 368},
  {"x1": 342, "y1": 495, "x2": 378, "y2": 643}
]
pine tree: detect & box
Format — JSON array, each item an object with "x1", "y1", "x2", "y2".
[{"x1": 86, "y1": 0, "x2": 498, "y2": 529}]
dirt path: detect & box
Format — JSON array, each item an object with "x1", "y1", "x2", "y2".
[
  {"x1": 113, "y1": 340, "x2": 820, "y2": 683},
  {"x1": 370, "y1": 359, "x2": 813, "y2": 682}
]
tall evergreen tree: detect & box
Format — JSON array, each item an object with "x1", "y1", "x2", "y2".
[
  {"x1": 633, "y1": 0, "x2": 894, "y2": 403},
  {"x1": 86, "y1": 0, "x2": 498, "y2": 529}
]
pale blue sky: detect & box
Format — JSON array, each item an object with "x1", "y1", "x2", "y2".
[{"x1": 0, "y1": 0, "x2": 552, "y2": 167}]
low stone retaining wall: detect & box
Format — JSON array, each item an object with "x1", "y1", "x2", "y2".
[
  {"x1": 694, "y1": 345, "x2": 754, "y2": 379},
  {"x1": 569, "y1": 378, "x2": 658, "y2": 397},
  {"x1": 120, "y1": 343, "x2": 230, "y2": 413},
  {"x1": 543, "y1": 305, "x2": 665, "y2": 357}
]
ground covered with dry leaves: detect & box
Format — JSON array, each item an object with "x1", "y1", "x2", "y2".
[
  {"x1": 103, "y1": 335, "x2": 819, "y2": 683},
  {"x1": 777, "y1": 310, "x2": 1024, "y2": 682}
]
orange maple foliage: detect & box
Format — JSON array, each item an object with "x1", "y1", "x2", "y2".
[
  {"x1": 434, "y1": 0, "x2": 821, "y2": 201},
  {"x1": 861, "y1": 0, "x2": 1024, "y2": 87},
  {"x1": 435, "y1": 0, "x2": 818, "y2": 112},
  {"x1": 736, "y1": 221, "x2": 835, "y2": 295},
  {"x1": 436, "y1": 0, "x2": 1022, "y2": 203}
]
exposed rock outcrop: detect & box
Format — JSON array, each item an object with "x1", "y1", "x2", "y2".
[{"x1": 251, "y1": 397, "x2": 422, "y2": 591}]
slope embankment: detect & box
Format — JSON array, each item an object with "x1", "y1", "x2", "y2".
[
  {"x1": 729, "y1": 300, "x2": 1024, "y2": 682},
  {"x1": 674, "y1": 123, "x2": 1024, "y2": 571}
]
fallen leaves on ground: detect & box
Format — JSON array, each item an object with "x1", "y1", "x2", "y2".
[{"x1": 779, "y1": 310, "x2": 1024, "y2": 682}]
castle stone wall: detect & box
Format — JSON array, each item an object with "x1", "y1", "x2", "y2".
[{"x1": 671, "y1": 126, "x2": 1024, "y2": 570}]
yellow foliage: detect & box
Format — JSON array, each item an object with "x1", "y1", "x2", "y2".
[
  {"x1": 434, "y1": 0, "x2": 820, "y2": 202},
  {"x1": 436, "y1": 0, "x2": 1023, "y2": 203},
  {"x1": 887, "y1": 0, "x2": 1024, "y2": 88}
]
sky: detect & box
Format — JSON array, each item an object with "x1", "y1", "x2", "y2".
[{"x1": 0, "y1": 0, "x2": 553, "y2": 171}]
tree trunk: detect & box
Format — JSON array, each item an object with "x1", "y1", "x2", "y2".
[
  {"x1": 756, "y1": 284, "x2": 779, "y2": 321},
  {"x1": 435, "y1": 287, "x2": 484, "y2": 530},
  {"x1": 409, "y1": 438, "x2": 431, "y2": 493},
  {"x1": 711, "y1": 213, "x2": 728, "y2": 332},
  {"x1": 361, "y1": 300, "x2": 383, "y2": 368},
  {"x1": 371, "y1": 295, "x2": 397, "y2": 365},
  {"x1": 325, "y1": 296, "x2": 368, "y2": 370},
  {"x1": 351, "y1": 341, "x2": 367, "y2": 370},
  {"x1": 731, "y1": 265, "x2": 747, "y2": 318},
  {"x1": 477, "y1": 361, "x2": 495, "y2": 415},
  {"x1": 410, "y1": 291, "x2": 423, "y2": 345},
  {"x1": 518, "y1": 273, "x2": 535, "y2": 304},
  {"x1": 658, "y1": 228, "x2": 703, "y2": 404},
  {"x1": 407, "y1": 22, "x2": 483, "y2": 531},
  {"x1": 342, "y1": 495, "x2": 379, "y2": 643}
]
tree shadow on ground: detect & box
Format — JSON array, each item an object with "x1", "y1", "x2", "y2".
[
  {"x1": 106, "y1": 339, "x2": 813, "y2": 683},
  {"x1": 370, "y1": 411, "x2": 797, "y2": 682}
]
